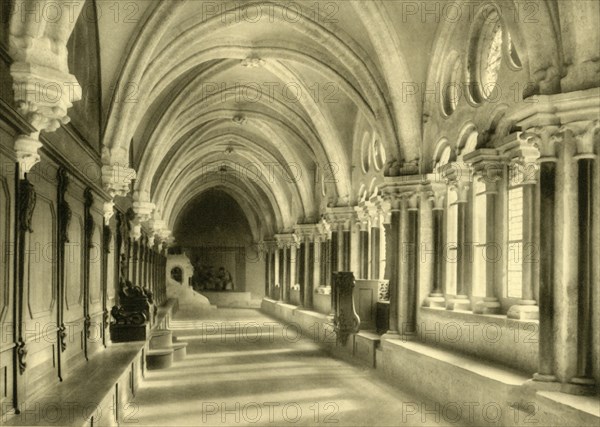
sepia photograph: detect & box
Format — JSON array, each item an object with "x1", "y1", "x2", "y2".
[{"x1": 0, "y1": 0, "x2": 598, "y2": 425}]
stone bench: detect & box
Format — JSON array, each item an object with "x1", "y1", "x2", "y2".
[{"x1": 3, "y1": 343, "x2": 146, "y2": 426}]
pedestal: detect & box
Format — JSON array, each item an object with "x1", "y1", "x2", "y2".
[
  {"x1": 446, "y1": 295, "x2": 471, "y2": 311},
  {"x1": 110, "y1": 323, "x2": 149, "y2": 342},
  {"x1": 473, "y1": 297, "x2": 501, "y2": 314},
  {"x1": 507, "y1": 301, "x2": 539, "y2": 320}
]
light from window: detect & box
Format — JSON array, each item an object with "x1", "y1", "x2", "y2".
[
  {"x1": 445, "y1": 190, "x2": 458, "y2": 296},
  {"x1": 472, "y1": 179, "x2": 487, "y2": 297},
  {"x1": 507, "y1": 185, "x2": 523, "y2": 298}
]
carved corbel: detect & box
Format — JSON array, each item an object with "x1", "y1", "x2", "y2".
[
  {"x1": 101, "y1": 147, "x2": 137, "y2": 198},
  {"x1": 57, "y1": 167, "x2": 71, "y2": 244},
  {"x1": 16, "y1": 341, "x2": 27, "y2": 375},
  {"x1": 84, "y1": 189, "x2": 95, "y2": 249}
]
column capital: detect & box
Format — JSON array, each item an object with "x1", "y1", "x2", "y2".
[
  {"x1": 560, "y1": 120, "x2": 599, "y2": 160},
  {"x1": 463, "y1": 149, "x2": 505, "y2": 193},
  {"x1": 498, "y1": 132, "x2": 541, "y2": 186},
  {"x1": 323, "y1": 206, "x2": 356, "y2": 231},
  {"x1": 379, "y1": 174, "x2": 424, "y2": 210},
  {"x1": 294, "y1": 224, "x2": 318, "y2": 242},
  {"x1": 132, "y1": 191, "x2": 155, "y2": 223},
  {"x1": 421, "y1": 176, "x2": 447, "y2": 210},
  {"x1": 441, "y1": 163, "x2": 471, "y2": 203},
  {"x1": 275, "y1": 233, "x2": 299, "y2": 248},
  {"x1": 520, "y1": 125, "x2": 562, "y2": 162},
  {"x1": 316, "y1": 217, "x2": 332, "y2": 239}
]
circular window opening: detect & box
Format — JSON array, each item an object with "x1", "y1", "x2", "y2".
[
  {"x1": 442, "y1": 56, "x2": 463, "y2": 116},
  {"x1": 361, "y1": 132, "x2": 370, "y2": 173},
  {"x1": 372, "y1": 139, "x2": 386, "y2": 171},
  {"x1": 506, "y1": 32, "x2": 522, "y2": 70},
  {"x1": 468, "y1": 9, "x2": 504, "y2": 103}
]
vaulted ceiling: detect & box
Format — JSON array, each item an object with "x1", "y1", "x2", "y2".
[{"x1": 96, "y1": 1, "x2": 439, "y2": 240}]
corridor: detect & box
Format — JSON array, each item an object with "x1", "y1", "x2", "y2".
[{"x1": 128, "y1": 305, "x2": 450, "y2": 427}]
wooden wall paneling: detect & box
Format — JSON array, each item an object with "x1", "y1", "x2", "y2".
[
  {"x1": 102, "y1": 215, "x2": 114, "y2": 348},
  {"x1": 55, "y1": 167, "x2": 70, "y2": 381},
  {"x1": 87, "y1": 193, "x2": 104, "y2": 356},
  {"x1": 0, "y1": 144, "x2": 15, "y2": 416},
  {"x1": 21, "y1": 165, "x2": 59, "y2": 399},
  {"x1": 63, "y1": 183, "x2": 85, "y2": 372}
]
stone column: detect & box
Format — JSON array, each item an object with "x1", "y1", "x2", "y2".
[
  {"x1": 304, "y1": 235, "x2": 313, "y2": 309},
  {"x1": 274, "y1": 246, "x2": 280, "y2": 300},
  {"x1": 504, "y1": 134, "x2": 541, "y2": 320},
  {"x1": 265, "y1": 246, "x2": 271, "y2": 298},
  {"x1": 289, "y1": 243, "x2": 297, "y2": 304},
  {"x1": 569, "y1": 121, "x2": 598, "y2": 391},
  {"x1": 423, "y1": 181, "x2": 447, "y2": 308},
  {"x1": 360, "y1": 226, "x2": 370, "y2": 279},
  {"x1": 282, "y1": 245, "x2": 289, "y2": 303},
  {"x1": 399, "y1": 193, "x2": 419, "y2": 337},
  {"x1": 464, "y1": 151, "x2": 504, "y2": 314},
  {"x1": 528, "y1": 127, "x2": 561, "y2": 385},
  {"x1": 330, "y1": 228, "x2": 339, "y2": 278},
  {"x1": 313, "y1": 234, "x2": 321, "y2": 289},
  {"x1": 370, "y1": 226, "x2": 380, "y2": 279},
  {"x1": 445, "y1": 174, "x2": 472, "y2": 311},
  {"x1": 381, "y1": 195, "x2": 400, "y2": 338}
]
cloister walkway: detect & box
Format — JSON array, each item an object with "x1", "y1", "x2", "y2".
[{"x1": 127, "y1": 303, "x2": 453, "y2": 426}]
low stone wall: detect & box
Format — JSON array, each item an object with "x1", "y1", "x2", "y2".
[{"x1": 261, "y1": 298, "x2": 599, "y2": 427}]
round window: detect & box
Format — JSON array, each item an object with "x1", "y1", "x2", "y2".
[
  {"x1": 468, "y1": 9, "x2": 504, "y2": 103},
  {"x1": 372, "y1": 139, "x2": 386, "y2": 171},
  {"x1": 361, "y1": 132, "x2": 370, "y2": 173},
  {"x1": 442, "y1": 55, "x2": 462, "y2": 116}
]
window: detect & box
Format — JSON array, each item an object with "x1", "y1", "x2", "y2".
[
  {"x1": 468, "y1": 9, "x2": 503, "y2": 103},
  {"x1": 472, "y1": 179, "x2": 487, "y2": 297},
  {"x1": 442, "y1": 55, "x2": 462, "y2": 116},
  {"x1": 507, "y1": 168, "x2": 523, "y2": 298},
  {"x1": 506, "y1": 32, "x2": 522, "y2": 70},
  {"x1": 361, "y1": 132, "x2": 370, "y2": 173},
  {"x1": 372, "y1": 138, "x2": 386, "y2": 171},
  {"x1": 445, "y1": 190, "x2": 458, "y2": 296}
]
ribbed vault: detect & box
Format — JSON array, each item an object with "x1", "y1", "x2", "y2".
[{"x1": 101, "y1": 0, "x2": 421, "y2": 242}]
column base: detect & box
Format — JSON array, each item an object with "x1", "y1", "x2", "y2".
[
  {"x1": 446, "y1": 295, "x2": 471, "y2": 311},
  {"x1": 423, "y1": 293, "x2": 446, "y2": 308},
  {"x1": 564, "y1": 378, "x2": 597, "y2": 396},
  {"x1": 473, "y1": 298, "x2": 501, "y2": 314},
  {"x1": 533, "y1": 373, "x2": 558, "y2": 383},
  {"x1": 507, "y1": 303, "x2": 539, "y2": 320},
  {"x1": 523, "y1": 377, "x2": 561, "y2": 393}
]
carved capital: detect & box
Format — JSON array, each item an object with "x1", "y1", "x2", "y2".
[
  {"x1": 447, "y1": 178, "x2": 471, "y2": 203},
  {"x1": 424, "y1": 179, "x2": 447, "y2": 211},
  {"x1": 561, "y1": 120, "x2": 600, "y2": 160},
  {"x1": 519, "y1": 125, "x2": 561, "y2": 161},
  {"x1": 10, "y1": 61, "x2": 82, "y2": 133}
]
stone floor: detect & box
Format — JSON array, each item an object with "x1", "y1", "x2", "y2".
[{"x1": 127, "y1": 302, "x2": 453, "y2": 426}]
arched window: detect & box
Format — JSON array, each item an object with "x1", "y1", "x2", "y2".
[
  {"x1": 507, "y1": 166, "x2": 524, "y2": 298},
  {"x1": 361, "y1": 132, "x2": 371, "y2": 173},
  {"x1": 372, "y1": 138, "x2": 386, "y2": 171}
]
